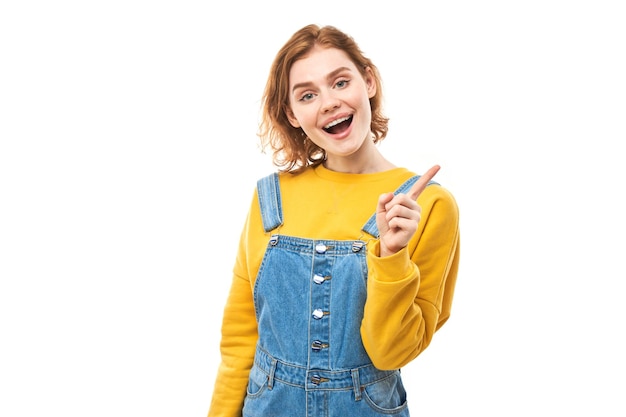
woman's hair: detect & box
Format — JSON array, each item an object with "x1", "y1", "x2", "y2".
[{"x1": 258, "y1": 24, "x2": 388, "y2": 173}]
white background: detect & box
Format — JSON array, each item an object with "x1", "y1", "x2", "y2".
[{"x1": 1, "y1": 1, "x2": 625, "y2": 416}]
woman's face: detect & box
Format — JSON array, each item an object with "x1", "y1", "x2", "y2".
[{"x1": 287, "y1": 45, "x2": 376, "y2": 167}]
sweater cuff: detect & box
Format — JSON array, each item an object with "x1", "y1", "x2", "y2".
[{"x1": 368, "y1": 240, "x2": 415, "y2": 283}]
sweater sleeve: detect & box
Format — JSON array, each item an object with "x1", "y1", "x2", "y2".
[
  {"x1": 207, "y1": 199, "x2": 260, "y2": 417},
  {"x1": 360, "y1": 185, "x2": 460, "y2": 370}
]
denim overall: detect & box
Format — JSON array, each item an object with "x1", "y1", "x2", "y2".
[{"x1": 243, "y1": 173, "x2": 427, "y2": 417}]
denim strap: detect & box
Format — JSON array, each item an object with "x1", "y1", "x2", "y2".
[
  {"x1": 257, "y1": 172, "x2": 284, "y2": 233},
  {"x1": 361, "y1": 175, "x2": 438, "y2": 238}
]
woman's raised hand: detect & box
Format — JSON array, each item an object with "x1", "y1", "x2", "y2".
[{"x1": 375, "y1": 165, "x2": 440, "y2": 257}]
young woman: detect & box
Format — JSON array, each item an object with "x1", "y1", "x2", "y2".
[{"x1": 208, "y1": 24, "x2": 460, "y2": 417}]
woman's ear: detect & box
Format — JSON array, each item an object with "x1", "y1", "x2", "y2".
[
  {"x1": 365, "y1": 67, "x2": 377, "y2": 99},
  {"x1": 286, "y1": 107, "x2": 301, "y2": 128}
]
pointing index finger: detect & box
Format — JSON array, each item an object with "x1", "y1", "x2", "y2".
[{"x1": 408, "y1": 165, "x2": 441, "y2": 200}]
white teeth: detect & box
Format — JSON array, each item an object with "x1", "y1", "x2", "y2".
[{"x1": 324, "y1": 116, "x2": 350, "y2": 129}]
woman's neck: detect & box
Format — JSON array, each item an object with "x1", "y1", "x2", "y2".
[{"x1": 323, "y1": 142, "x2": 396, "y2": 174}]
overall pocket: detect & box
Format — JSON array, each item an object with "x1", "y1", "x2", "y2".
[
  {"x1": 361, "y1": 371, "x2": 409, "y2": 414},
  {"x1": 245, "y1": 364, "x2": 270, "y2": 398}
]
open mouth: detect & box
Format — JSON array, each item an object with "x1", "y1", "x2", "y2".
[{"x1": 323, "y1": 115, "x2": 353, "y2": 134}]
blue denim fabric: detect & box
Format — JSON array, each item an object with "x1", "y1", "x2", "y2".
[{"x1": 243, "y1": 174, "x2": 422, "y2": 417}]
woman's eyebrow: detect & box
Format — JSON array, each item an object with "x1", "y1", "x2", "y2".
[{"x1": 291, "y1": 67, "x2": 353, "y2": 93}]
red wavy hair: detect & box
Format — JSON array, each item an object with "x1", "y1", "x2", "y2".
[{"x1": 258, "y1": 24, "x2": 388, "y2": 173}]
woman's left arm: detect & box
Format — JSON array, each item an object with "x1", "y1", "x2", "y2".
[{"x1": 361, "y1": 186, "x2": 460, "y2": 370}]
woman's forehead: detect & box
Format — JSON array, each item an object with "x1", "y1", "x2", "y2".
[{"x1": 289, "y1": 47, "x2": 358, "y2": 86}]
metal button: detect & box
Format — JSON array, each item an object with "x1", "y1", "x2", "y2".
[
  {"x1": 352, "y1": 241, "x2": 364, "y2": 252},
  {"x1": 315, "y1": 244, "x2": 327, "y2": 254},
  {"x1": 311, "y1": 340, "x2": 328, "y2": 351},
  {"x1": 310, "y1": 375, "x2": 329, "y2": 385}
]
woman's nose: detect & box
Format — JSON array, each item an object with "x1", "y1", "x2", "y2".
[{"x1": 320, "y1": 93, "x2": 340, "y2": 113}]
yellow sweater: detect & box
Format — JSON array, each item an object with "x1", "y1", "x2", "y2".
[{"x1": 208, "y1": 164, "x2": 460, "y2": 417}]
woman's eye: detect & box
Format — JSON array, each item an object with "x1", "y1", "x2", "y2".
[
  {"x1": 299, "y1": 93, "x2": 315, "y2": 102},
  {"x1": 336, "y1": 79, "x2": 349, "y2": 88}
]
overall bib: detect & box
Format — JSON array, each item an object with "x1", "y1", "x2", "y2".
[{"x1": 243, "y1": 173, "x2": 426, "y2": 417}]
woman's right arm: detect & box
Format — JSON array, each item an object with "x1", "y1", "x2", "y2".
[
  {"x1": 208, "y1": 196, "x2": 262, "y2": 417},
  {"x1": 207, "y1": 271, "x2": 258, "y2": 417}
]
